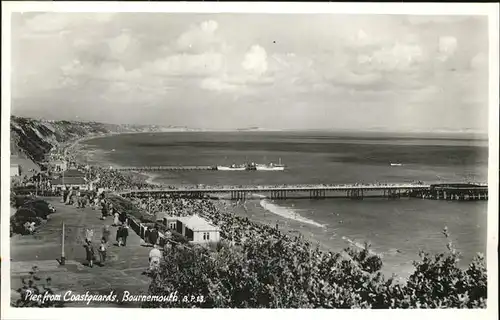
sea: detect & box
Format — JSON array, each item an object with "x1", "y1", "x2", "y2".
[{"x1": 81, "y1": 131, "x2": 488, "y2": 278}]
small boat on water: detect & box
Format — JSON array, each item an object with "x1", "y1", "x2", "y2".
[{"x1": 390, "y1": 163, "x2": 402, "y2": 167}]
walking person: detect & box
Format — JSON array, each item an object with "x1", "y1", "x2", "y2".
[
  {"x1": 119, "y1": 211, "x2": 127, "y2": 224},
  {"x1": 116, "y1": 226, "x2": 123, "y2": 246},
  {"x1": 76, "y1": 191, "x2": 82, "y2": 208},
  {"x1": 122, "y1": 225, "x2": 129, "y2": 246},
  {"x1": 113, "y1": 212, "x2": 119, "y2": 226},
  {"x1": 144, "y1": 226, "x2": 150, "y2": 246},
  {"x1": 149, "y1": 226, "x2": 159, "y2": 247},
  {"x1": 101, "y1": 202, "x2": 107, "y2": 220},
  {"x1": 84, "y1": 228, "x2": 94, "y2": 243},
  {"x1": 82, "y1": 194, "x2": 88, "y2": 208},
  {"x1": 98, "y1": 238, "x2": 107, "y2": 266},
  {"x1": 102, "y1": 225, "x2": 111, "y2": 244},
  {"x1": 107, "y1": 203, "x2": 113, "y2": 219},
  {"x1": 84, "y1": 239, "x2": 95, "y2": 268}
]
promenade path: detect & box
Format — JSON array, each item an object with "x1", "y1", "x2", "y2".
[{"x1": 9, "y1": 198, "x2": 151, "y2": 307}]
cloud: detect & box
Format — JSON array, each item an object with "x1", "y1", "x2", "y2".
[
  {"x1": 358, "y1": 42, "x2": 424, "y2": 72},
  {"x1": 145, "y1": 52, "x2": 225, "y2": 77},
  {"x1": 200, "y1": 77, "x2": 240, "y2": 92},
  {"x1": 470, "y1": 52, "x2": 487, "y2": 70},
  {"x1": 176, "y1": 20, "x2": 226, "y2": 53},
  {"x1": 10, "y1": 13, "x2": 489, "y2": 131},
  {"x1": 108, "y1": 33, "x2": 132, "y2": 56},
  {"x1": 438, "y1": 36, "x2": 458, "y2": 61},
  {"x1": 406, "y1": 16, "x2": 471, "y2": 25},
  {"x1": 201, "y1": 20, "x2": 218, "y2": 33},
  {"x1": 199, "y1": 44, "x2": 273, "y2": 92},
  {"x1": 22, "y1": 13, "x2": 115, "y2": 35},
  {"x1": 242, "y1": 45, "x2": 268, "y2": 76}
]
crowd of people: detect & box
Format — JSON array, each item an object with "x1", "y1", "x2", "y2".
[{"x1": 130, "y1": 195, "x2": 310, "y2": 251}]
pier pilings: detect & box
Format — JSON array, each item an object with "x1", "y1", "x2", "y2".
[
  {"x1": 309, "y1": 189, "x2": 326, "y2": 199},
  {"x1": 230, "y1": 190, "x2": 248, "y2": 201},
  {"x1": 270, "y1": 190, "x2": 288, "y2": 200},
  {"x1": 347, "y1": 189, "x2": 364, "y2": 200},
  {"x1": 119, "y1": 183, "x2": 488, "y2": 202}
]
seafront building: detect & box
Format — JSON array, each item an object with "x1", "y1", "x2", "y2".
[
  {"x1": 50, "y1": 176, "x2": 88, "y2": 191},
  {"x1": 10, "y1": 164, "x2": 21, "y2": 177},
  {"x1": 175, "y1": 215, "x2": 221, "y2": 244},
  {"x1": 154, "y1": 214, "x2": 221, "y2": 244},
  {"x1": 49, "y1": 168, "x2": 89, "y2": 191},
  {"x1": 158, "y1": 213, "x2": 222, "y2": 244}
]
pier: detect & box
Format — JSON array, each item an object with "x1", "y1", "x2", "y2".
[
  {"x1": 116, "y1": 165, "x2": 215, "y2": 172},
  {"x1": 118, "y1": 183, "x2": 488, "y2": 201}
]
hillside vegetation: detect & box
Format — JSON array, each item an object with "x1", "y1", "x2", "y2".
[{"x1": 10, "y1": 116, "x2": 168, "y2": 163}]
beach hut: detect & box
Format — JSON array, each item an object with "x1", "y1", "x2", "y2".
[{"x1": 175, "y1": 215, "x2": 220, "y2": 244}]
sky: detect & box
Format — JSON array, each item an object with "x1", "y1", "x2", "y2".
[{"x1": 10, "y1": 13, "x2": 490, "y2": 132}]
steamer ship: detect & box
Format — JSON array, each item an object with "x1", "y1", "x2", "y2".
[{"x1": 216, "y1": 159, "x2": 285, "y2": 171}]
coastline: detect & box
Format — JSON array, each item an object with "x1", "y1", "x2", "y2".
[
  {"x1": 68, "y1": 131, "x2": 340, "y2": 245},
  {"x1": 68, "y1": 131, "x2": 165, "y2": 186}
]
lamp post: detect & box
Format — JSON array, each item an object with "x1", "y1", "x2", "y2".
[{"x1": 60, "y1": 222, "x2": 66, "y2": 265}]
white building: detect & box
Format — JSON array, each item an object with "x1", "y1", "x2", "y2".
[
  {"x1": 50, "y1": 177, "x2": 88, "y2": 191},
  {"x1": 10, "y1": 164, "x2": 20, "y2": 177},
  {"x1": 175, "y1": 215, "x2": 220, "y2": 244}
]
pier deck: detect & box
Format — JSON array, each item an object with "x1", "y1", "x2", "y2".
[
  {"x1": 118, "y1": 183, "x2": 488, "y2": 201},
  {"x1": 117, "y1": 166, "x2": 215, "y2": 171}
]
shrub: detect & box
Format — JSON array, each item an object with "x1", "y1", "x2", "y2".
[
  {"x1": 145, "y1": 228, "x2": 487, "y2": 309},
  {"x1": 13, "y1": 195, "x2": 33, "y2": 208},
  {"x1": 12, "y1": 266, "x2": 65, "y2": 308},
  {"x1": 385, "y1": 228, "x2": 487, "y2": 308},
  {"x1": 11, "y1": 199, "x2": 52, "y2": 235},
  {"x1": 24, "y1": 200, "x2": 51, "y2": 219}
]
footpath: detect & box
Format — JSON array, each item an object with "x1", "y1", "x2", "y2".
[{"x1": 9, "y1": 198, "x2": 152, "y2": 308}]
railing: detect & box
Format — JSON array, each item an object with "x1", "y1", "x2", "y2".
[
  {"x1": 117, "y1": 166, "x2": 215, "y2": 171},
  {"x1": 127, "y1": 215, "x2": 170, "y2": 247},
  {"x1": 119, "y1": 183, "x2": 433, "y2": 195}
]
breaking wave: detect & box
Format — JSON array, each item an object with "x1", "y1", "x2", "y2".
[
  {"x1": 256, "y1": 195, "x2": 325, "y2": 228},
  {"x1": 341, "y1": 236, "x2": 379, "y2": 255}
]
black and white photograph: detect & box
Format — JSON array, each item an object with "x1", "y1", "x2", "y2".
[{"x1": 1, "y1": 1, "x2": 498, "y2": 318}]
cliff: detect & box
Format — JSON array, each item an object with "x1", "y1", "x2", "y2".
[{"x1": 10, "y1": 116, "x2": 168, "y2": 164}]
